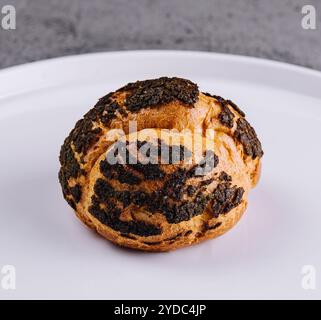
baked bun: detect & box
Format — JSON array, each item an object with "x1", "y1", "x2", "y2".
[{"x1": 59, "y1": 77, "x2": 263, "y2": 251}]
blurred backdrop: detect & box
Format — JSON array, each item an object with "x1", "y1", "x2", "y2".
[{"x1": 0, "y1": 0, "x2": 320, "y2": 69}]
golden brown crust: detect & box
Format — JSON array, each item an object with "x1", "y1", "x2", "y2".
[{"x1": 58, "y1": 77, "x2": 263, "y2": 251}]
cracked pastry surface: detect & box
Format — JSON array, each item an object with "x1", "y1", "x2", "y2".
[{"x1": 59, "y1": 77, "x2": 263, "y2": 251}]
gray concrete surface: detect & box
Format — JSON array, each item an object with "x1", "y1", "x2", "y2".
[{"x1": 0, "y1": 0, "x2": 320, "y2": 70}]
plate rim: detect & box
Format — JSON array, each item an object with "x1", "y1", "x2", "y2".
[
  {"x1": 1, "y1": 49, "x2": 321, "y2": 77},
  {"x1": 1, "y1": 49, "x2": 321, "y2": 119},
  {"x1": 1, "y1": 50, "x2": 321, "y2": 300},
  {"x1": 1, "y1": 50, "x2": 321, "y2": 98}
]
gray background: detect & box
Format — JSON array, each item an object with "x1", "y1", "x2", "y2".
[{"x1": 0, "y1": 0, "x2": 320, "y2": 70}]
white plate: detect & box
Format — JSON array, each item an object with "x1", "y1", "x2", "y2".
[{"x1": 0, "y1": 51, "x2": 321, "y2": 300}]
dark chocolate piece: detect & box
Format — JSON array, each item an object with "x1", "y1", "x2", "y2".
[
  {"x1": 120, "y1": 77, "x2": 199, "y2": 112},
  {"x1": 234, "y1": 118, "x2": 264, "y2": 159}
]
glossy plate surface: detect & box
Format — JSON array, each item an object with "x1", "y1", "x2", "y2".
[{"x1": 0, "y1": 51, "x2": 321, "y2": 299}]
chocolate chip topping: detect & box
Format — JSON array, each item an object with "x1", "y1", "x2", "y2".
[
  {"x1": 59, "y1": 78, "x2": 261, "y2": 241},
  {"x1": 71, "y1": 98, "x2": 124, "y2": 156},
  {"x1": 203, "y1": 92, "x2": 248, "y2": 127},
  {"x1": 203, "y1": 92, "x2": 263, "y2": 159},
  {"x1": 218, "y1": 171, "x2": 232, "y2": 182},
  {"x1": 226, "y1": 99, "x2": 245, "y2": 117},
  {"x1": 212, "y1": 95, "x2": 235, "y2": 128},
  {"x1": 58, "y1": 137, "x2": 84, "y2": 204},
  {"x1": 218, "y1": 108, "x2": 235, "y2": 128},
  {"x1": 120, "y1": 77, "x2": 199, "y2": 112},
  {"x1": 58, "y1": 95, "x2": 126, "y2": 203},
  {"x1": 70, "y1": 184, "x2": 82, "y2": 203},
  {"x1": 90, "y1": 192, "x2": 162, "y2": 237},
  {"x1": 206, "y1": 222, "x2": 222, "y2": 230},
  {"x1": 94, "y1": 152, "x2": 218, "y2": 228},
  {"x1": 130, "y1": 163, "x2": 166, "y2": 180},
  {"x1": 88, "y1": 147, "x2": 244, "y2": 236},
  {"x1": 211, "y1": 183, "x2": 244, "y2": 218},
  {"x1": 234, "y1": 118, "x2": 264, "y2": 159},
  {"x1": 100, "y1": 159, "x2": 142, "y2": 185}
]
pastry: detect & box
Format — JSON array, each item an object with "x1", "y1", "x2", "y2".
[{"x1": 59, "y1": 77, "x2": 263, "y2": 251}]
